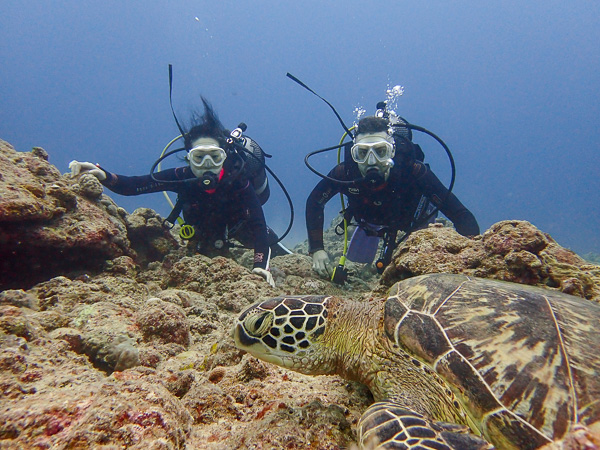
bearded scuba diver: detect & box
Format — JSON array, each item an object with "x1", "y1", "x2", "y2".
[
  {"x1": 69, "y1": 96, "x2": 293, "y2": 288},
  {"x1": 303, "y1": 100, "x2": 480, "y2": 284}
]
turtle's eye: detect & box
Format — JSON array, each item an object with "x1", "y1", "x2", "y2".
[{"x1": 244, "y1": 311, "x2": 273, "y2": 337}]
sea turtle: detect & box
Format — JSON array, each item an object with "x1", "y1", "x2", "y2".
[{"x1": 233, "y1": 273, "x2": 600, "y2": 449}]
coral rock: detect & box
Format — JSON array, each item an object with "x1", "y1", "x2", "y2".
[
  {"x1": 125, "y1": 208, "x2": 180, "y2": 267},
  {"x1": 136, "y1": 298, "x2": 190, "y2": 347},
  {"x1": 382, "y1": 220, "x2": 600, "y2": 303},
  {"x1": 0, "y1": 140, "x2": 133, "y2": 289}
]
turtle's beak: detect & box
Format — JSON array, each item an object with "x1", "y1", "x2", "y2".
[
  {"x1": 233, "y1": 323, "x2": 285, "y2": 367},
  {"x1": 233, "y1": 323, "x2": 259, "y2": 348}
]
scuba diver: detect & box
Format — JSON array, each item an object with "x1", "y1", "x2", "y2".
[
  {"x1": 70, "y1": 97, "x2": 290, "y2": 287},
  {"x1": 306, "y1": 113, "x2": 480, "y2": 280}
]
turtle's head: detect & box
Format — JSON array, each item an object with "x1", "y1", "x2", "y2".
[{"x1": 233, "y1": 295, "x2": 337, "y2": 375}]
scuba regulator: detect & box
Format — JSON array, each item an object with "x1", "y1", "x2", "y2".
[{"x1": 198, "y1": 172, "x2": 219, "y2": 190}]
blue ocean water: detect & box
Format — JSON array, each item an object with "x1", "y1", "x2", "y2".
[{"x1": 1, "y1": 1, "x2": 599, "y2": 254}]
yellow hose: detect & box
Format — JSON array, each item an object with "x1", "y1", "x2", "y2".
[
  {"x1": 158, "y1": 135, "x2": 195, "y2": 239},
  {"x1": 332, "y1": 126, "x2": 355, "y2": 280}
]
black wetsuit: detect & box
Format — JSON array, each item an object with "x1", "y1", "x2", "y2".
[
  {"x1": 101, "y1": 163, "x2": 274, "y2": 270},
  {"x1": 306, "y1": 160, "x2": 480, "y2": 257}
]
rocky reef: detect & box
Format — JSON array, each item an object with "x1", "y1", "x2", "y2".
[
  {"x1": 0, "y1": 252, "x2": 372, "y2": 448},
  {"x1": 1, "y1": 140, "x2": 599, "y2": 449},
  {"x1": 0, "y1": 140, "x2": 179, "y2": 290},
  {"x1": 380, "y1": 221, "x2": 600, "y2": 303}
]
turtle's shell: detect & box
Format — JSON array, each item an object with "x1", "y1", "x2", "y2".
[{"x1": 384, "y1": 273, "x2": 600, "y2": 447}]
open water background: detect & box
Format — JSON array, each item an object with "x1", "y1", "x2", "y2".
[{"x1": 1, "y1": 1, "x2": 599, "y2": 254}]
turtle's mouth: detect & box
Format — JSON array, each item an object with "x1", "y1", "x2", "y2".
[
  {"x1": 234, "y1": 323, "x2": 260, "y2": 348},
  {"x1": 249, "y1": 350, "x2": 285, "y2": 367},
  {"x1": 233, "y1": 323, "x2": 285, "y2": 366}
]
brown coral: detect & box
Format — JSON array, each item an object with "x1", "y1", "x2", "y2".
[
  {"x1": 135, "y1": 298, "x2": 190, "y2": 347},
  {"x1": 381, "y1": 220, "x2": 600, "y2": 303}
]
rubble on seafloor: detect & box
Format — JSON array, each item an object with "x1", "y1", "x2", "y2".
[{"x1": 1, "y1": 139, "x2": 599, "y2": 448}]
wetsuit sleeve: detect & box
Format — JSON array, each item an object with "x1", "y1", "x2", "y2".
[
  {"x1": 413, "y1": 163, "x2": 480, "y2": 236},
  {"x1": 238, "y1": 182, "x2": 271, "y2": 270},
  {"x1": 305, "y1": 164, "x2": 345, "y2": 253},
  {"x1": 100, "y1": 167, "x2": 190, "y2": 195}
]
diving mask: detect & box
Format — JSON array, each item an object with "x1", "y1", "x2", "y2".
[
  {"x1": 352, "y1": 132, "x2": 395, "y2": 180},
  {"x1": 188, "y1": 145, "x2": 227, "y2": 177},
  {"x1": 351, "y1": 132, "x2": 395, "y2": 164},
  {"x1": 351, "y1": 140, "x2": 395, "y2": 164}
]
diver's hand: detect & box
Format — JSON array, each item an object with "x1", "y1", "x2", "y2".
[
  {"x1": 312, "y1": 250, "x2": 331, "y2": 278},
  {"x1": 69, "y1": 160, "x2": 107, "y2": 181},
  {"x1": 252, "y1": 267, "x2": 275, "y2": 288}
]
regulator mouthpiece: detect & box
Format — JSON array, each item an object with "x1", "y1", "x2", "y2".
[{"x1": 200, "y1": 171, "x2": 219, "y2": 189}]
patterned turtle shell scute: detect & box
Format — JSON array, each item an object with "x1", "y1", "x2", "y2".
[{"x1": 384, "y1": 273, "x2": 600, "y2": 444}]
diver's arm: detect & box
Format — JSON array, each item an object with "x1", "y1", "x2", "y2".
[
  {"x1": 415, "y1": 164, "x2": 480, "y2": 236},
  {"x1": 100, "y1": 167, "x2": 190, "y2": 196},
  {"x1": 305, "y1": 165, "x2": 344, "y2": 253}
]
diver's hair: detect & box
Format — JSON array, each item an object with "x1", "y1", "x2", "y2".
[
  {"x1": 184, "y1": 97, "x2": 229, "y2": 149},
  {"x1": 356, "y1": 116, "x2": 389, "y2": 136}
]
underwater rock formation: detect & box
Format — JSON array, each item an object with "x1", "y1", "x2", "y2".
[
  {"x1": 0, "y1": 140, "x2": 130, "y2": 289},
  {"x1": 381, "y1": 221, "x2": 600, "y2": 303},
  {"x1": 126, "y1": 207, "x2": 180, "y2": 267},
  {"x1": 0, "y1": 140, "x2": 178, "y2": 290},
  {"x1": 0, "y1": 250, "x2": 369, "y2": 448},
  {"x1": 1, "y1": 139, "x2": 599, "y2": 448}
]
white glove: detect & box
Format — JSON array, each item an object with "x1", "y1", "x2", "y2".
[
  {"x1": 69, "y1": 160, "x2": 107, "y2": 181},
  {"x1": 252, "y1": 267, "x2": 275, "y2": 288},
  {"x1": 312, "y1": 250, "x2": 331, "y2": 278}
]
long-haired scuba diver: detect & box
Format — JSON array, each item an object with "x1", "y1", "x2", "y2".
[
  {"x1": 306, "y1": 114, "x2": 480, "y2": 281},
  {"x1": 69, "y1": 98, "x2": 291, "y2": 287}
]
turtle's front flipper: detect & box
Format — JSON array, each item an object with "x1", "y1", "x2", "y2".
[{"x1": 358, "y1": 401, "x2": 492, "y2": 449}]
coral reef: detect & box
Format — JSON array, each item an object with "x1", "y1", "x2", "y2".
[
  {"x1": 0, "y1": 250, "x2": 370, "y2": 448},
  {"x1": 126, "y1": 208, "x2": 180, "y2": 266},
  {"x1": 0, "y1": 140, "x2": 178, "y2": 290},
  {"x1": 1, "y1": 139, "x2": 599, "y2": 448},
  {"x1": 379, "y1": 221, "x2": 600, "y2": 303}
]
